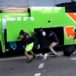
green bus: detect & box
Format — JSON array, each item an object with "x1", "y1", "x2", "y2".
[{"x1": 0, "y1": 7, "x2": 76, "y2": 56}]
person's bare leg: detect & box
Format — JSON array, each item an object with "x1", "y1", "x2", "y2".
[
  {"x1": 51, "y1": 42, "x2": 58, "y2": 48},
  {"x1": 31, "y1": 51, "x2": 36, "y2": 59},
  {"x1": 24, "y1": 51, "x2": 32, "y2": 60},
  {"x1": 49, "y1": 46, "x2": 59, "y2": 56},
  {"x1": 31, "y1": 51, "x2": 34, "y2": 55},
  {"x1": 49, "y1": 42, "x2": 59, "y2": 55}
]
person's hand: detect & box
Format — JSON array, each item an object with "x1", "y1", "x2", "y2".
[
  {"x1": 13, "y1": 47, "x2": 16, "y2": 50},
  {"x1": 37, "y1": 44, "x2": 40, "y2": 49}
]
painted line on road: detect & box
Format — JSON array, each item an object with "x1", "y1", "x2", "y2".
[
  {"x1": 70, "y1": 57, "x2": 76, "y2": 60},
  {"x1": 34, "y1": 73, "x2": 41, "y2": 76},
  {"x1": 38, "y1": 63, "x2": 45, "y2": 69}
]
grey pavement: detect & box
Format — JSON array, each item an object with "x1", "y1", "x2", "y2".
[
  {"x1": 0, "y1": 55, "x2": 76, "y2": 76},
  {"x1": 0, "y1": 56, "x2": 43, "y2": 76}
]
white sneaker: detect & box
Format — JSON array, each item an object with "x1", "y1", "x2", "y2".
[
  {"x1": 43, "y1": 54, "x2": 48, "y2": 60},
  {"x1": 36, "y1": 54, "x2": 44, "y2": 57}
]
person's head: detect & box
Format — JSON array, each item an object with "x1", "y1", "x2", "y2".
[
  {"x1": 40, "y1": 29, "x2": 46, "y2": 36},
  {"x1": 40, "y1": 28, "x2": 44, "y2": 32},
  {"x1": 19, "y1": 30, "x2": 25, "y2": 35},
  {"x1": 19, "y1": 30, "x2": 25, "y2": 39}
]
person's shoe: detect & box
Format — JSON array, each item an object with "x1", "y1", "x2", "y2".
[
  {"x1": 32, "y1": 55, "x2": 36, "y2": 60},
  {"x1": 43, "y1": 54, "x2": 48, "y2": 60},
  {"x1": 26, "y1": 59, "x2": 33, "y2": 63}
]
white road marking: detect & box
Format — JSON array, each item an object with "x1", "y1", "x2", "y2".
[
  {"x1": 70, "y1": 57, "x2": 76, "y2": 60},
  {"x1": 34, "y1": 73, "x2": 41, "y2": 76},
  {"x1": 38, "y1": 63, "x2": 44, "y2": 69}
]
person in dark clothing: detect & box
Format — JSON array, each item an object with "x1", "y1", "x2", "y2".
[
  {"x1": 35, "y1": 29, "x2": 47, "y2": 55},
  {"x1": 18, "y1": 30, "x2": 30, "y2": 45},
  {"x1": 18, "y1": 30, "x2": 35, "y2": 63},
  {"x1": 48, "y1": 31, "x2": 60, "y2": 56},
  {"x1": 35, "y1": 29, "x2": 60, "y2": 60}
]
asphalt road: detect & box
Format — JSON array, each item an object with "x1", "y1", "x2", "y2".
[{"x1": 0, "y1": 55, "x2": 76, "y2": 76}]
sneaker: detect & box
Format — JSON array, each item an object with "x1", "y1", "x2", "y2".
[
  {"x1": 43, "y1": 54, "x2": 48, "y2": 60},
  {"x1": 26, "y1": 59, "x2": 33, "y2": 63}
]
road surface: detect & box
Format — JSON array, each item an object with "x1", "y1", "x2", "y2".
[{"x1": 0, "y1": 55, "x2": 76, "y2": 76}]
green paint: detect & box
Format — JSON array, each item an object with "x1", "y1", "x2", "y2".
[
  {"x1": 0, "y1": 7, "x2": 76, "y2": 50},
  {"x1": 0, "y1": 21, "x2": 5, "y2": 53}
]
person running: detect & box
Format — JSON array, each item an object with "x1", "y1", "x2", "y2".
[{"x1": 48, "y1": 31, "x2": 60, "y2": 56}]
